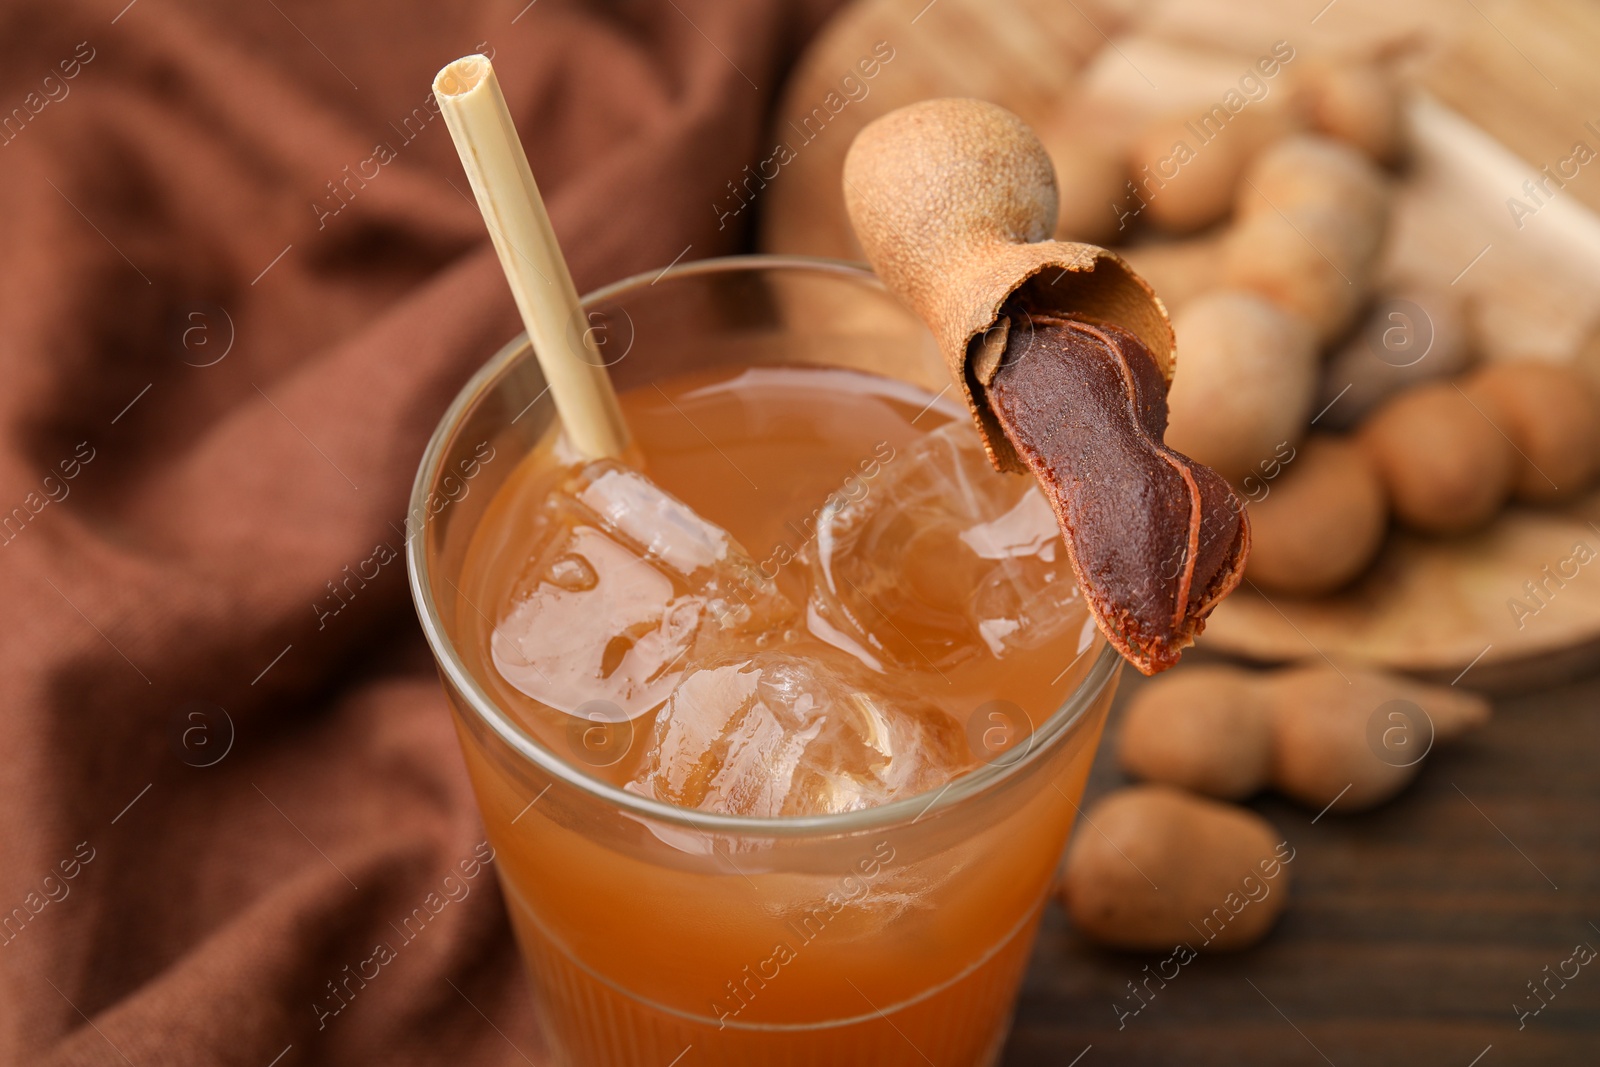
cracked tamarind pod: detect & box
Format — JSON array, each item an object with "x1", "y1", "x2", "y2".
[{"x1": 842, "y1": 98, "x2": 1249, "y2": 674}]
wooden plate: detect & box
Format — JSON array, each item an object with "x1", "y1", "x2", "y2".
[{"x1": 763, "y1": 0, "x2": 1600, "y2": 686}]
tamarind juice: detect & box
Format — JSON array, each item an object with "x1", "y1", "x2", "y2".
[{"x1": 415, "y1": 261, "x2": 1122, "y2": 1067}]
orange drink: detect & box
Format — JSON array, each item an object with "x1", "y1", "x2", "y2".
[{"x1": 410, "y1": 258, "x2": 1120, "y2": 1066}]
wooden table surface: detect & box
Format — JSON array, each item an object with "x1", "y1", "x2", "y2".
[{"x1": 1003, "y1": 666, "x2": 1600, "y2": 1066}]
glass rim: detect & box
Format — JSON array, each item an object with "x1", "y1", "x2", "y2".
[{"x1": 406, "y1": 253, "x2": 1121, "y2": 837}]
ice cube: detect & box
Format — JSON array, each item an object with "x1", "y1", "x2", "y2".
[
  {"x1": 806, "y1": 423, "x2": 1082, "y2": 670},
  {"x1": 491, "y1": 461, "x2": 796, "y2": 718},
  {"x1": 629, "y1": 646, "x2": 974, "y2": 817}
]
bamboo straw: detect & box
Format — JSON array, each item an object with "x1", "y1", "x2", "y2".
[{"x1": 434, "y1": 55, "x2": 631, "y2": 460}]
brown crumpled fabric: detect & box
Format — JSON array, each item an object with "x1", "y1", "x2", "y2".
[{"x1": 0, "y1": 2, "x2": 837, "y2": 1063}]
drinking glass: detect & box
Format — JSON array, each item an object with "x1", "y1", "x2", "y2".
[{"x1": 408, "y1": 256, "x2": 1121, "y2": 1067}]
